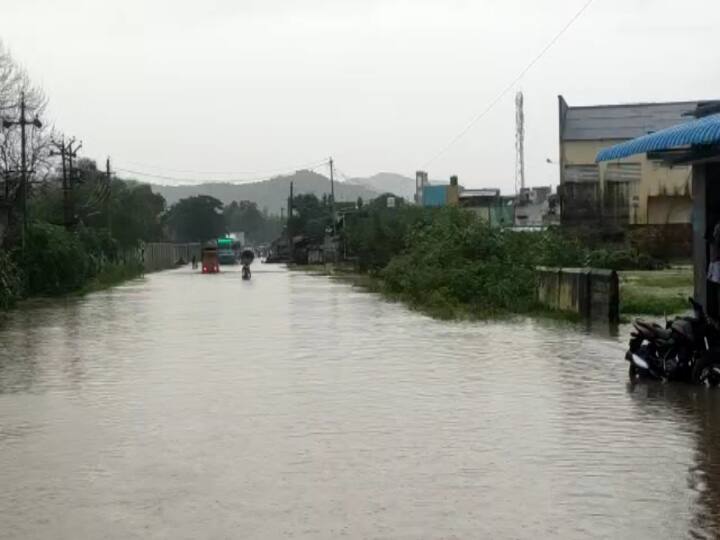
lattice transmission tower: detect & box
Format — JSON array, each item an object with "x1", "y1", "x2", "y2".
[{"x1": 515, "y1": 91, "x2": 525, "y2": 195}]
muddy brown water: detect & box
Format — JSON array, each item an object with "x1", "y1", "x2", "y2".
[{"x1": 1, "y1": 265, "x2": 719, "y2": 539}]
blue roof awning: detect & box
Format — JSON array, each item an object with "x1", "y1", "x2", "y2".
[{"x1": 596, "y1": 113, "x2": 720, "y2": 162}]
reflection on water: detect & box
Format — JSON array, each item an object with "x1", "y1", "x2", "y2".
[{"x1": 0, "y1": 265, "x2": 719, "y2": 539}]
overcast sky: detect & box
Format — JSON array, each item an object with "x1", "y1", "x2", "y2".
[{"x1": 2, "y1": 0, "x2": 719, "y2": 191}]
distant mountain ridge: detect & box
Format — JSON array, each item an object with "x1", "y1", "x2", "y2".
[
  {"x1": 345, "y1": 172, "x2": 416, "y2": 200},
  {"x1": 149, "y1": 170, "x2": 416, "y2": 214}
]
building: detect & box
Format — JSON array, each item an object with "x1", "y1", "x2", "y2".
[
  {"x1": 596, "y1": 103, "x2": 720, "y2": 315},
  {"x1": 558, "y1": 96, "x2": 711, "y2": 228},
  {"x1": 457, "y1": 188, "x2": 513, "y2": 226},
  {"x1": 415, "y1": 172, "x2": 460, "y2": 208},
  {"x1": 514, "y1": 186, "x2": 559, "y2": 228}
]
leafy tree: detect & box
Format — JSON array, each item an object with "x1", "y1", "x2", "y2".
[
  {"x1": 287, "y1": 193, "x2": 332, "y2": 243},
  {"x1": 0, "y1": 41, "x2": 52, "y2": 246},
  {"x1": 29, "y1": 167, "x2": 166, "y2": 249},
  {"x1": 223, "y1": 199, "x2": 283, "y2": 244},
  {"x1": 343, "y1": 194, "x2": 426, "y2": 271},
  {"x1": 165, "y1": 195, "x2": 226, "y2": 243},
  {"x1": 225, "y1": 200, "x2": 263, "y2": 238},
  {"x1": 109, "y1": 180, "x2": 166, "y2": 248}
]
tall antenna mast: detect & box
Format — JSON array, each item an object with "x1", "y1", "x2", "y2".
[{"x1": 515, "y1": 91, "x2": 525, "y2": 195}]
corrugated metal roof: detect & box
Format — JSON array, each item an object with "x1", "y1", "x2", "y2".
[
  {"x1": 562, "y1": 101, "x2": 700, "y2": 141},
  {"x1": 596, "y1": 113, "x2": 720, "y2": 162},
  {"x1": 460, "y1": 188, "x2": 500, "y2": 198}
]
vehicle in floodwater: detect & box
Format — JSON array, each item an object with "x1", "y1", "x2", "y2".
[
  {"x1": 217, "y1": 237, "x2": 237, "y2": 265},
  {"x1": 201, "y1": 247, "x2": 220, "y2": 274}
]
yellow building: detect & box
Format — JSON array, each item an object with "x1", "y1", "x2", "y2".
[{"x1": 558, "y1": 96, "x2": 702, "y2": 227}]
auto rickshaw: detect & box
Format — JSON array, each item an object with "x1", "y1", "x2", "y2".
[{"x1": 201, "y1": 247, "x2": 220, "y2": 274}]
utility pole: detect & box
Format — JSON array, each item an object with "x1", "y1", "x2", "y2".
[
  {"x1": 20, "y1": 95, "x2": 27, "y2": 244},
  {"x1": 2, "y1": 92, "x2": 42, "y2": 249},
  {"x1": 105, "y1": 157, "x2": 112, "y2": 234},
  {"x1": 51, "y1": 137, "x2": 81, "y2": 228},
  {"x1": 329, "y1": 157, "x2": 336, "y2": 236},
  {"x1": 287, "y1": 181, "x2": 293, "y2": 260},
  {"x1": 50, "y1": 138, "x2": 70, "y2": 227},
  {"x1": 65, "y1": 138, "x2": 81, "y2": 228}
]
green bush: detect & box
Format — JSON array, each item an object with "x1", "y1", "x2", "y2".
[
  {"x1": 20, "y1": 223, "x2": 89, "y2": 295},
  {"x1": 0, "y1": 249, "x2": 23, "y2": 309},
  {"x1": 18, "y1": 223, "x2": 123, "y2": 296},
  {"x1": 586, "y1": 248, "x2": 666, "y2": 271},
  {"x1": 344, "y1": 202, "x2": 675, "y2": 318},
  {"x1": 381, "y1": 208, "x2": 541, "y2": 315}
]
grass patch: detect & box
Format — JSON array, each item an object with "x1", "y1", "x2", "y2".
[
  {"x1": 76, "y1": 261, "x2": 144, "y2": 295},
  {"x1": 620, "y1": 267, "x2": 692, "y2": 316}
]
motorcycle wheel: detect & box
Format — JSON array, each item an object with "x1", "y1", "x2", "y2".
[
  {"x1": 692, "y1": 357, "x2": 717, "y2": 386},
  {"x1": 628, "y1": 362, "x2": 640, "y2": 381}
]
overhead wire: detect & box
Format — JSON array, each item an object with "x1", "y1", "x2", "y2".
[
  {"x1": 422, "y1": 0, "x2": 596, "y2": 168},
  {"x1": 114, "y1": 158, "x2": 330, "y2": 185},
  {"x1": 113, "y1": 157, "x2": 330, "y2": 177}
]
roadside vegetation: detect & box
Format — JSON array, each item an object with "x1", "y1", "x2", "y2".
[
  {"x1": 335, "y1": 198, "x2": 682, "y2": 319},
  {"x1": 0, "y1": 44, "x2": 161, "y2": 308}
]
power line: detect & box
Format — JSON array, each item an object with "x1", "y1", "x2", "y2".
[
  {"x1": 114, "y1": 157, "x2": 329, "y2": 178},
  {"x1": 115, "y1": 159, "x2": 330, "y2": 185},
  {"x1": 422, "y1": 0, "x2": 596, "y2": 168}
]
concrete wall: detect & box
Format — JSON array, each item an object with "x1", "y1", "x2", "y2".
[
  {"x1": 560, "y1": 139, "x2": 691, "y2": 225},
  {"x1": 141, "y1": 242, "x2": 202, "y2": 272},
  {"x1": 536, "y1": 266, "x2": 619, "y2": 322}
]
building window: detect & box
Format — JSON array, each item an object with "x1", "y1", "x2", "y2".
[
  {"x1": 604, "y1": 163, "x2": 641, "y2": 183},
  {"x1": 564, "y1": 164, "x2": 599, "y2": 183}
]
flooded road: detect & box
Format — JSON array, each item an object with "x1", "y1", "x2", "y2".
[{"x1": 1, "y1": 265, "x2": 719, "y2": 539}]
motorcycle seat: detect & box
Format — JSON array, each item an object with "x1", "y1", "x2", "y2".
[{"x1": 633, "y1": 320, "x2": 672, "y2": 340}]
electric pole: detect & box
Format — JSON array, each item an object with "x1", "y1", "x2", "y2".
[
  {"x1": 50, "y1": 137, "x2": 81, "y2": 228},
  {"x1": 106, "y1": 157, "x2": 112, "y2": 234},
  {"x1": 1, "y1": 92, "x2": 42, "y2": 249},
  {"x1": 50, "y1": 138, "x2": 70, "y2": 227},
  {"x1": 66, "y1": 138, "x2": 81, "y2": 227},
  {"x1": 329, "y1": 157, "x2": 336, "y2": 236},
  {"x1": 287, "y1": 181, "x2": 293, "y2": 260}
]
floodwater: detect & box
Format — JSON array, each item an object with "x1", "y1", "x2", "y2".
[{"x1": 1, "y1": 265, "x2": 719, "y2": 540}]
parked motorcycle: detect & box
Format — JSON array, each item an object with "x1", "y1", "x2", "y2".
[{"x1": 626, "y1": 297, "x2": 720, "y2": 386}]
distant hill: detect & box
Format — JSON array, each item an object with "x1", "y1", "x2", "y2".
[
  {"x1": 346, "y1": 172, "x2": 416, "y2": 200},
  {"x1": 148, "y1": 170, "x2": 414, "y2": 214}
]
